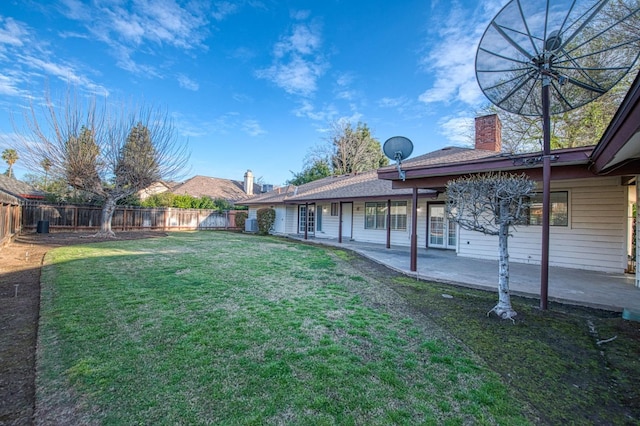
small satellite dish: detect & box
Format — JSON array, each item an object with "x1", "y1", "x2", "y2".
[
  {"x1": 383, "y1": 136, "x2": 413, "y2": 181},
  {"x1": 383, "y1": 136, "x2": 413, "y2": 162}
]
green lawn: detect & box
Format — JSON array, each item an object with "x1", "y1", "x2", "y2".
[{"x1": 36, "y1": 232, "x2": 530, "y2": 425}]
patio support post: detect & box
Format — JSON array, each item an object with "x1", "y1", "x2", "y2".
[
  {"x1": 411, "y1": 188, "x2": 418, "y2": 271},
  {"x1": 386, "y1": 199, "x2": 391, "y2": 249},
  {"x1": 338, "y1": 202, "x2": 343, "y2": 244},
  {"x1": 540, "y1": 75, "x2": 551, "y2": 310},
  {"x1": 304, "y1": 203, "x2": 309, "y2": 240},
  {"x1": 636, "y1": 178, "x2": 639, "y2": 288}
]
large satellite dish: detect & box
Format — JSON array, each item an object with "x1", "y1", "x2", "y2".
[
  {"x1": 383, "y1": 136, "x2": 413, "y2": 181},
  {"x1": 475, "y1": 0, "x2": 640, "y2": 310},
  {"x1": 476, "y1": 0, "x2": 640, "y2": 116}
]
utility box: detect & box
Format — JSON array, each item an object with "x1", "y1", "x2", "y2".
[
  {"x1": 37, "y1": 220, "x2": 49, "y2": 234},
  {"x1": 245, "y1": 219, "x2": 258, "y2": 233}
]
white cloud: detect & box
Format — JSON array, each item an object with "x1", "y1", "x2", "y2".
[
  {"x1": 439, "y1": 115, "x2": 475, "y2": 146},
  {"x1": 257, "y1": 19, "x2": 328, "y2": 97},
  {"x1": 418, "y1": 1, "x2": 503, "y2": 108},
  {"x1": 177, "y1": 74, "x2": 199, "y2": 91},
  {"x1": 17, "y1": 54, "x2": 109, "y2": 96},
  {"x1": 274, "y1": 22, "x2": 322, "y2": 57},
  {"x1": 0, "y1": 17, "x2": 28, "y2": 47},
  {"x1": 292, "y1": 99, "x2": 337, "y2": 122},
  {"x1": 58, "y1": 0, "x2": 211, "y2": 75},
  {"x1": 0, "y1": 74, "x2": 23, "y2": 97},
  {"x1": 378, "y1": 96, "x2": 409, "y2": 109},
  {"x1": 242, "y1": 119, "x2": 266, "y2": 136},
  {"x1": 212, "y1": 1, "x2": 239, "y2": 21}
]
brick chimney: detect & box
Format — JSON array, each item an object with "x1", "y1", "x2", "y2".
[
  {"x1": 244, "y1": 170, "x2": 254, "y2": 195},
  {"x1": 475, "y1": 114, "x2": 502, "y2": 152}
]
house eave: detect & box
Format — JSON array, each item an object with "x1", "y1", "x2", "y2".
[
  {"x1": 379, "y1": 147, "x2": 594, "y2": 189},
  {"x1": 282, "y1": 191, "x2": 439, "y2": 205},
  {"x1": 590, "y1": 71, "x2": 640, "y2": 174}
]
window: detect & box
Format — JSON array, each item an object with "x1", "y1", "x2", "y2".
[
  {"x1": 390, "y1": 201, "x2": 407, "y2": 230},
  {"x1": 365, "y1": 202, "x2": 387, "y2": 229},
  {"x1": 316, "y1": 206, "x2": 323, "y2": 231},
  {"x1": 330, "y1": 202, "x2": 339, "y2": 216},
  {"x1": 527, "y1": 191, "x2": 568, "y2": 226},
  {"x1": 365, "y1": 201, "x2": 407, "y2": 230}
]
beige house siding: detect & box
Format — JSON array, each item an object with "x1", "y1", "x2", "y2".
[
  {"x1": 457, "y1": 177, "x2": 628, "y2": 273},
  {"x1": 314, "y1": 203, "x2": 340, "y2": 239},
  {"x1": 273, "y1": 206, "x2": 287, "y2": 234}
]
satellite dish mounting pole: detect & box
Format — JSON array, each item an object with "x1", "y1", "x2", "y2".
[{"x1": 540, "y1": 70, "x2": 552, "y2": 311}]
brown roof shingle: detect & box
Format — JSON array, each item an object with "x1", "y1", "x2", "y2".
[
  {"x1": 242, "y1": 170, "x2": 435, "y2": 205},
  {"x1": 0, "y1": 175, "x2": 44, "y2": 200},
  {"x1": 171, "y1": 175, "x2": 260, "y2": 202}
]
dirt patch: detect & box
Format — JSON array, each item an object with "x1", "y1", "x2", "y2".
[{"x1": 0, "y1": 231, "x2": 166, "y2": 426}]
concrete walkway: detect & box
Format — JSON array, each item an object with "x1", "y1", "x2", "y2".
[{"x1": 289, "y1": 235, "x2": 640, "y2": 313}]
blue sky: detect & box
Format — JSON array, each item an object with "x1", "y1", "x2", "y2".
[{"x1": 0, "y1": 0, "x2": 505, "y2": 185}]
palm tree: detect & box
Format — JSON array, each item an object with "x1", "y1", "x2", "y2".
[
  {"x1": 41, "y1": 157, "x2": 52, "y2": 190},
  {"x1": 2, "y1": 148, "x2": 18, "y2": 178}
]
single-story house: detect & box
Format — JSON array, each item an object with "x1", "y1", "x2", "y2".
[
  {"x1": 240, "y1": 117, "x2": 514, "y2": 250},
  {"x1": 242, "y1": 92, "x2": 638, "y2": 289},
  {"x1": 161, "y1": 170, "x2": 264, "y2": 205}
]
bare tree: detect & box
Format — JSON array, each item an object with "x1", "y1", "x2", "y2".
[
  {"x1": 15, "y1": 89, "x2": 189, "y2": 237},
  {"x1": 447, "y1": 172, "x2": 535, "y2": 320},
  {"x1": 328, "y1": 120, "x2": 388, "y2": 175}
]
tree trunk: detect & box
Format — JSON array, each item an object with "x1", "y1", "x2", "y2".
[
  {"x1": 491, "y1": 202, "x2": 517, "y2": 320},
  {"x1": 96, "y1": 197, "x2": 117, "y2": 238}
]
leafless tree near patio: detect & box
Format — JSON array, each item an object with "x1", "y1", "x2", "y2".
[{"x1": 446, "y1": 172, "x2": 535, "y2": 320}]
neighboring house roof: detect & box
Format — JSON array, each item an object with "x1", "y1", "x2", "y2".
[
  {"x1": 0, "y1": 174, "x2": 44, "y2": 200},
  {"x1": 171, "y1": 175, "x2": 260, "y2": 202}
]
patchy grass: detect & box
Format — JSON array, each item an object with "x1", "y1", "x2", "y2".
[
  {"x1": 36, "y1": 232, "x2": 530, "y2": 425},
  {"x1": 390, "y1": 276, "x2": 640, "y2": 425}
]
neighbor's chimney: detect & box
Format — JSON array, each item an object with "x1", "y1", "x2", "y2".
[
  {"x1": 244, "y1": 170, "x2": 254, "y2": 195},
  {"x1": 475, "y1": 114, "x2": 502, "y2": 152}
]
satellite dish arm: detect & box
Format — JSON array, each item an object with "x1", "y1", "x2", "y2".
[
  {"x1": 557, "y1": 0, "x2": 609, "y2": 51},
  {"x1": 491, "y1": 22, "x2": 534, "y2": 60},
  {"x1": 394, "y1": 152, "x2": 406, "y2": 181}
]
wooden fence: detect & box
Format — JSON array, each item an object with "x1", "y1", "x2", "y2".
[
  {"x1": 22, "y1": 203, "x2": 243, "y2": 232},
  {"x1": 0, "y1": 192, "x2": 22, "y2": 246}
]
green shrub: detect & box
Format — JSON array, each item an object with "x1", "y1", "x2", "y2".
[
  {"x1": 141, "y1": 192, "x2": 175, "y2": 207},
  {"x1": 235, "y1": 211, "x2": 248, "y2": 230},
  {"x1": 213, "y1": 198, "x2": 233, "y2": 211},
  {"x1": 256, "y1": 208, "x2": 276, "y2": 235},
  {"x1": 142, "y1": 193, "x2": 218, "y2": 209}
]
